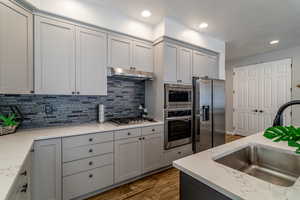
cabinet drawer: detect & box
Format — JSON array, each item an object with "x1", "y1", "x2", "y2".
[
  {"x1": 63, "y1": 165, "x2": 113, "y2": 200},
  {"x1": 142, "y1": 125, "x2": 163, "y2": 136},
  {"x1": 114, "y1": 128, "x2": 141, "y2": 140},
  {"x1": 63, "y1": 153, "x2": 113, "y2": 176},
  {"x1": 164, "y1": 144, "x2": 193, "y2": 166},
  {"x1": 63, "y1": 131, "x2": 113, "y2": 149},
  {"x1": 63, "y1": 142, "x2": 113, "y2": 162}
]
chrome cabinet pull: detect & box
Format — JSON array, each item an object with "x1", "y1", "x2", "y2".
[
  {"x1": 20, "y1": 170, "x2": 27, "y2": 176},
  {"x1": 20, "y1": 183, "x2": 28, "y2": 193}
]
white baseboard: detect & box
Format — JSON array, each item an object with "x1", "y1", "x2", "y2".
[{"x1": 226, "y1": 131, "x2": 235, "y2": 135}]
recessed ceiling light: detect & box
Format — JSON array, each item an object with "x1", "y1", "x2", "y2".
[
  {"x1": 199, "y1": 23, "x2": 208, "y2": 29},
  {"x1": 141, "y1": 10, "x2": 152, "y2": 18},
  {"x1": 270, "y1": 40, "x2": 279, "y2": 45}
]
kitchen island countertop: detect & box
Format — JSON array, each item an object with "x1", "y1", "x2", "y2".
[{"x1": 173, "y1": 132, "x2": 300, "y2": 200}]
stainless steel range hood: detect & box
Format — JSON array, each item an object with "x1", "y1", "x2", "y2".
[{"x1": 107, "y1": 67, "x2": 154, "y2": 80}]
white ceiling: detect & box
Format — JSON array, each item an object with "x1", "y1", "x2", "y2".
[{"x1": 84, "y1": 0, "x2": 300, "y2": 61}]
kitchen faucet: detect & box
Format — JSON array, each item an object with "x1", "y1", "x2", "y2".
[{"x1": 273, "y1": 100, "x2": 300, "y2": 127}]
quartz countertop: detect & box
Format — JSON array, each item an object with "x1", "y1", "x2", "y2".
[
  {"x1": 0, "y1": 121, "x2": 164, "y2": 200},
  {"x1": 173, "y1": 132, "x2": 300, "y2": 200}
]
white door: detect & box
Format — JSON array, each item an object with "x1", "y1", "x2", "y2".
[
  {"x1": 33, "y1": 139, "x2": 62, "y2": 200},
  {"x1": 76, "y1": 27, "x2": 107, "y2": 95},
  {"x1": 114, "y1": 137, "x2": 142, "y2": 183},
  {"x1": 108, "y1": 34, "x2": 132, "y2": 69},
  {"x1": 178, "y1": 47, "x2": 192, "y2": 84},
  {"x1": 247, "y1": 66, "x2": 260, "y2": 134},
  {"x1": 233, "y1": 67, "x2": 249, "y2": 135},
  {"x1": 142, "y1": 134, "x2": 163, "y2": 174},
  {"x1": 35, "y1": 16, "x2": 76, "y2": 95},
  {"x1": 133, "y1": 41, "x2": 153, "y2": 72},
  {"x1": 233, "y1": 59, "x2": 292, "y2": 136},
  {"x1": 0, "y1": 1, "x2": 33, "y2": 94},
  {"x1": 164, "y1": 43, "x2": 178, "y2": 83},
  {"x1": 258, "y1": 59, "x2": 292, "y2": 129}
]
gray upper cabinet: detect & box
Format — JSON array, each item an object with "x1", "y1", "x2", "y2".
[
  {"x1": 164, "y1": 42, "x2": 192, "y2": 84},
  {"x1": 193, "y1": 50, "x2": 219, "y2": 79},
  {"x1": 75, "y1": 27, "x2": 107, "y2": 96},
  {"x1": 35, "y1": 16, "x2": 76, "y2": 95},
  {"x1": 132, "y1": 41, "x2": 153, "y2": 72},
  {"x1": 178, "y1": 47, "x2": 192, "y2": 84},
  {"x1": 108, "y1": 34, "x2": 132, "y2": 70},
  {"x1": 164, "y1": 43, "x2": 178, "y2": 83},
  {"x1": 108, "y1": 33, "x2": 153, "y2": 72},
  {"x1": 35, "y1": 16, "x2": 108, "y2": 95},
  {"x1": 0, "y1": 0, "x2": 33, "y2": 94}
]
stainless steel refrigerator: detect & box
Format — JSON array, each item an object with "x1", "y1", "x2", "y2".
[{"x1": 192, "y1": 77, "x2": 226, "y2": 153}]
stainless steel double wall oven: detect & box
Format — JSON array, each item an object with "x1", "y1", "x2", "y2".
[{"x1": 164, "y1": 84, "x2": 193, "y2": 149}]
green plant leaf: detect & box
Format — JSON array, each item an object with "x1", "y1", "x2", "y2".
[{"x1": 264, "y1": 126, "x2": 300, "y2": 154}]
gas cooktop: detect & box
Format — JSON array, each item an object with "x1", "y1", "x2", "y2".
[{"x1": 109, "y1": 117, "x2": 156, "y2": 126}]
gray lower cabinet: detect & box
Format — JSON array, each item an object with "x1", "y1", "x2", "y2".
[
  {"x1": 30, "y1": 126, "x2": 163, "y2": 200},
  {"x1": 114, "y1": 137, "x2": 142, "y2": 183},
  {"x1": 63, "y1": 165, "x2": 113, "y2": 200},
  {"x1": 8, "y1": 151, "x2": 32, "y2": 200},
  {"x1": 32, "y1": 138, "x2": 62, "y2": 200},
  {"x1": 114, "y1": 126, "x2": 164, "y2": 183}
]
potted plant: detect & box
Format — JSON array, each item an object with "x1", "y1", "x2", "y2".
[{"x1": 0, "y1": 114, "x2": 19, "y2": 136}]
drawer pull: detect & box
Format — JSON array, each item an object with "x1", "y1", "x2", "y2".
[
  {"x1": 89, "y1": 138, "x2": 93, "y2": 142},
  {"x1": 20, "y1": 170, "x2": 27, "y2": 176},
  {"x1": 152, "y1": 129, "x2": 155, "y2": 132},
  {"x1": 89, "y1": 149, "x2": 93, "y2": 153},
  {"x1": 178, "y1": 151, "x2": 182, "y2": 154},
  {"x1": 127, "y1": 132, "x2": 131, "y2": 136},
  {"x1": 89, "y1": 174, "x2": 93, "y2": 178},
  {"x1": 89, "y1": 161, "x2": 93, "y2": 166},
  {"x1": 21, "y1": 183, "x2": 28, "y2": 193}
]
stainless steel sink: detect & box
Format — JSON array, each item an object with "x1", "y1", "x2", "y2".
[{"x1": 214, "y1": 144, "x2": 300, "y2": 187}]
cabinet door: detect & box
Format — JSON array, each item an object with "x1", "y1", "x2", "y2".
[
  {"x1": 35, "y1": 16, "x2": 76, "y2": 95},
  {"x1": 142, "y1": 134, "x2": 163, "y2": 174},
  {"x1": 32, "y1": 139, "x2": 62, "y2": 200},
  {"x1": 133, "y1": 41, "x2": 153, "y2": 72},
  {"x1": 193, "y1": 51, "x2": 218, "y2": 79},
  {"x1": 114, "y1": 137, "x2": 142, "y2": 183},
  {"x1": 164, "y1": 43, "x2": 178, "y2": 83},
  {"x1": 76, "y1": 27, "x2": 107, "y2": 95},
  {"x1": 206, "y1": 55, "x2": 219, "y2": 79},
  {"x1": 178, "y1": 47, "x2": 192, "y2": 84},
  {"x1": 108, "y1": 34, "x2": 132, "y2": 69},
  {"x1": 0, "y1": 0, "x2": 33, "y2": 94}
]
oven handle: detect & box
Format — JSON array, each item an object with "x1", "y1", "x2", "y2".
[{"x1": 165, "y1": 116, "x2": 192, "y2": 121}]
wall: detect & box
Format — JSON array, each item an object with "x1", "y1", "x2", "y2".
[
  {"x1": 226, "y1": 45, "x2": 300, "y2": 132},
  {"x1": 0, "y1": 77, "x2": 145, "y2": 129}
]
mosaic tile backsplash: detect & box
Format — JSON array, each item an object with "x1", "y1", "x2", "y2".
[{"x1": 0, "y1": 77, "x2": 145, "y2": 129}]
